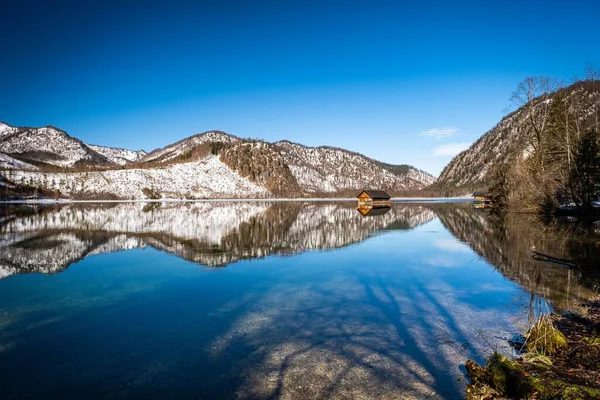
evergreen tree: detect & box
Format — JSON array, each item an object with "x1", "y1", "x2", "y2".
[{"x1": 570, "y1": 129, "x2": 600, "y2": 210}]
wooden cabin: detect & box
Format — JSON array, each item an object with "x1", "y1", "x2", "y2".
[
  {"x1": 357, "y1": 190, "x2": 391, "y2": 207},
  {"x1": 473, "y1": 192, "x2": 492, "y2": 205}
]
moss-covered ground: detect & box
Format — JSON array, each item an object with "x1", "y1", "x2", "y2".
[{"x1": 465, "y1": 301, "x2": 600, "y2": 400}]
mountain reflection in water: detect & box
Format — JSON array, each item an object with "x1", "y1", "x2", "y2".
[
  {"x1": 1, "y1": 202, "x2": 597, "y2": 305},
  {"x1": 0, "y1": 202, "x2": 435, "y2": 276},
  {"x1": 0, "y1": 201, "x2": 598, "y2": 399}
]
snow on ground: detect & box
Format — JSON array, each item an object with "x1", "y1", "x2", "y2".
[
  {"x1": 88, "y1": 145, "x2": 147, "y2": 165},
  {"x1": 4, "y1": 156, "x2": 269, "y2": 199},
  {"x1": 277, "y1": 141, "x2": 434, "y2": 192},
  {"x1": 0, "y1": 122, "x2": 17, "y2": 140},
  {"x1": 0, "y1": 127, "x2": 98, "y2": 168},
  {"x1": 0, "y1": 153, "x2": 38, "y2": 170},
  {"x1": 406, "y1": 168, "x2": 437, "y2": 185}
]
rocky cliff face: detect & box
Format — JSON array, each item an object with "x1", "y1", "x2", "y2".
[
  {"x1": 0, "y1": 123, "x2": 435, "y2": 198},
  {"x1": 220, "y1": 142, "x2": 301, "y2": 195}
]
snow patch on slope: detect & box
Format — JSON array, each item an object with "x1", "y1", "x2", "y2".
[
  {"x1": 0, "y1": 122, "x2": 17, "y2": 140},
  {"x1": 0, "y1": 152, "x2": 38, "y2": 170},
  {"x1": 4, "y1": 155, "x2": 269, "y2": 198},
  {"x1": 88, "y1": 145, "x2": 147, "y2": 165},
  {"x1": 438, "y1": 85, "x2": 600, "y2": 186}
]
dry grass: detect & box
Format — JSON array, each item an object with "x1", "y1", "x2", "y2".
[{"x1": 523, "y1": 313, "x2": 567, "y2": 355}]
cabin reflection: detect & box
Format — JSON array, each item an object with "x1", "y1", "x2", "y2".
[{"x1": 356, "y1": 204, "x2": 391, "y2": 217}]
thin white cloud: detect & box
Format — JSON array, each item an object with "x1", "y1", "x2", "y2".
[
  {"x1": 433, "y1": 238, "x2": 472, "y2": 253},
  {"x1": 432, "y1": 142, "x2": 470, "y2": 156},
  {"x1": 419, "y1": 127, "x2": 459, "y2": 139},
  {"x1": 424, "y1": 256, "x2": 461, "y2": 268}
]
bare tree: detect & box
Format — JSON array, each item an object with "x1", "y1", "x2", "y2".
[{"x1": 510, "y1": 76, "x2": 561, "y2": 158}]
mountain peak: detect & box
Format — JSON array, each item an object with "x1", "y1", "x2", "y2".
[
  {"x1": 0, "y1": 125, "x2": 110, "y2": 168},
  {"x1": 0, "y1": 121, "x2": 17, "y2": 139},
  {"x1": 140, "y1": 130, "x2": 241, "y2": 164}
]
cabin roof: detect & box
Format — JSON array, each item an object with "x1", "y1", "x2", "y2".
[{"x1": 357, "y1": 190, "x2": 391, "y2": 200}]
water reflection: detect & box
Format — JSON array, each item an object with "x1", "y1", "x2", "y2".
[
  {"x1": 0, "y1": 201, "x2": 598, "y2": 399},
  {"x1": 356, "y1": 204, "x2": 391, "y2": 216},
  {"x1": 1, "y1": 201, "x2": 598, "y2": 309},
  {"x1": 0, "y1": 202, "x2": 435, "y2": 277},
  {"x1": 434, "y1": 205, "x2": 600, "y2": 312}
]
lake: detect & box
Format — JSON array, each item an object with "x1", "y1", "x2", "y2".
[{"x1": 0, "y1": 201, "x2": 598, "y2": 399}]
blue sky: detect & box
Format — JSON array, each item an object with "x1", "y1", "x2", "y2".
[{"x1": 1, "y1": 0, "x2": 599, "y2": 175}]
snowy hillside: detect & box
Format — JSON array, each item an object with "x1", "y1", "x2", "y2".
[
  {"x1": 88, "y1": 145, "x2": 147, "y2": 165},
  {"x1": 4, "y1": 155, "x2": 268, "y2": 199},
  {"x1": 220, "y1": 141, "x2": 301, "y2": 194},
  {"x1": 0, "y1": 124, "x2": 109, "y2": 168},
  {"x1": 275, "y1": 141, "x2": 436, "y2": 192},
  {"x1": 0, "y1": 152, "x2": 38, "y2": 170},
  {"x1": 405, "y1": 168, "x2": 437, "y2": 186},
  {"x1": 0, "y1": 122, "x2": 18, "y2": 140},
  {"x1": 141, "y1": 131, "x2": 241, "y2": 163}
]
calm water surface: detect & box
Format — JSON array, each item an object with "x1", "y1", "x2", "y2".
[{"x1": 0, "y1": 201, "x2": 598, "y2": 399}]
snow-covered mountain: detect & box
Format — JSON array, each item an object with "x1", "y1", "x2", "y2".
[
  {"x1": 0, "y1": 122, "x2": 436, "y2": 198},
  {"x1": 0, "y1": 202, "x2": 436, "y2": 278},
  {"x1": 141, "y1": 131, "x2": 241, "y2": 164},
  {"x1": 0, "y1": 125, "x2": 110, "y2": 168},
  {"x1": 275, "y1": 141, "x2": 435, "y2": 193},
  {"x1": 88, "y1": 145, "x2": 147, "y2": 165}
]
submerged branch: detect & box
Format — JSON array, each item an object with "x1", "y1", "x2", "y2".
[{"x1": 531, "y1": 251, "x2": 581, "y2": 268}]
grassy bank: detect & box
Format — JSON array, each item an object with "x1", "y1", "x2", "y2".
[{"x1": 465, "y1": 302, "x2": 600, "y2": 399}]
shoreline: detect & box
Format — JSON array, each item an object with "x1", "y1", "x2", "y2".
[
  {"x1": 0, "y1": 197, "x2": 472, "y2": 205},
  {"x1": 465, "y1": 300, "x2": 600, "y2": 399}
]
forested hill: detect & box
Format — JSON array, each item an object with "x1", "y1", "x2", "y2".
[{"x1": 436, "y1": 80, "x2": 600, "y2": 193}]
